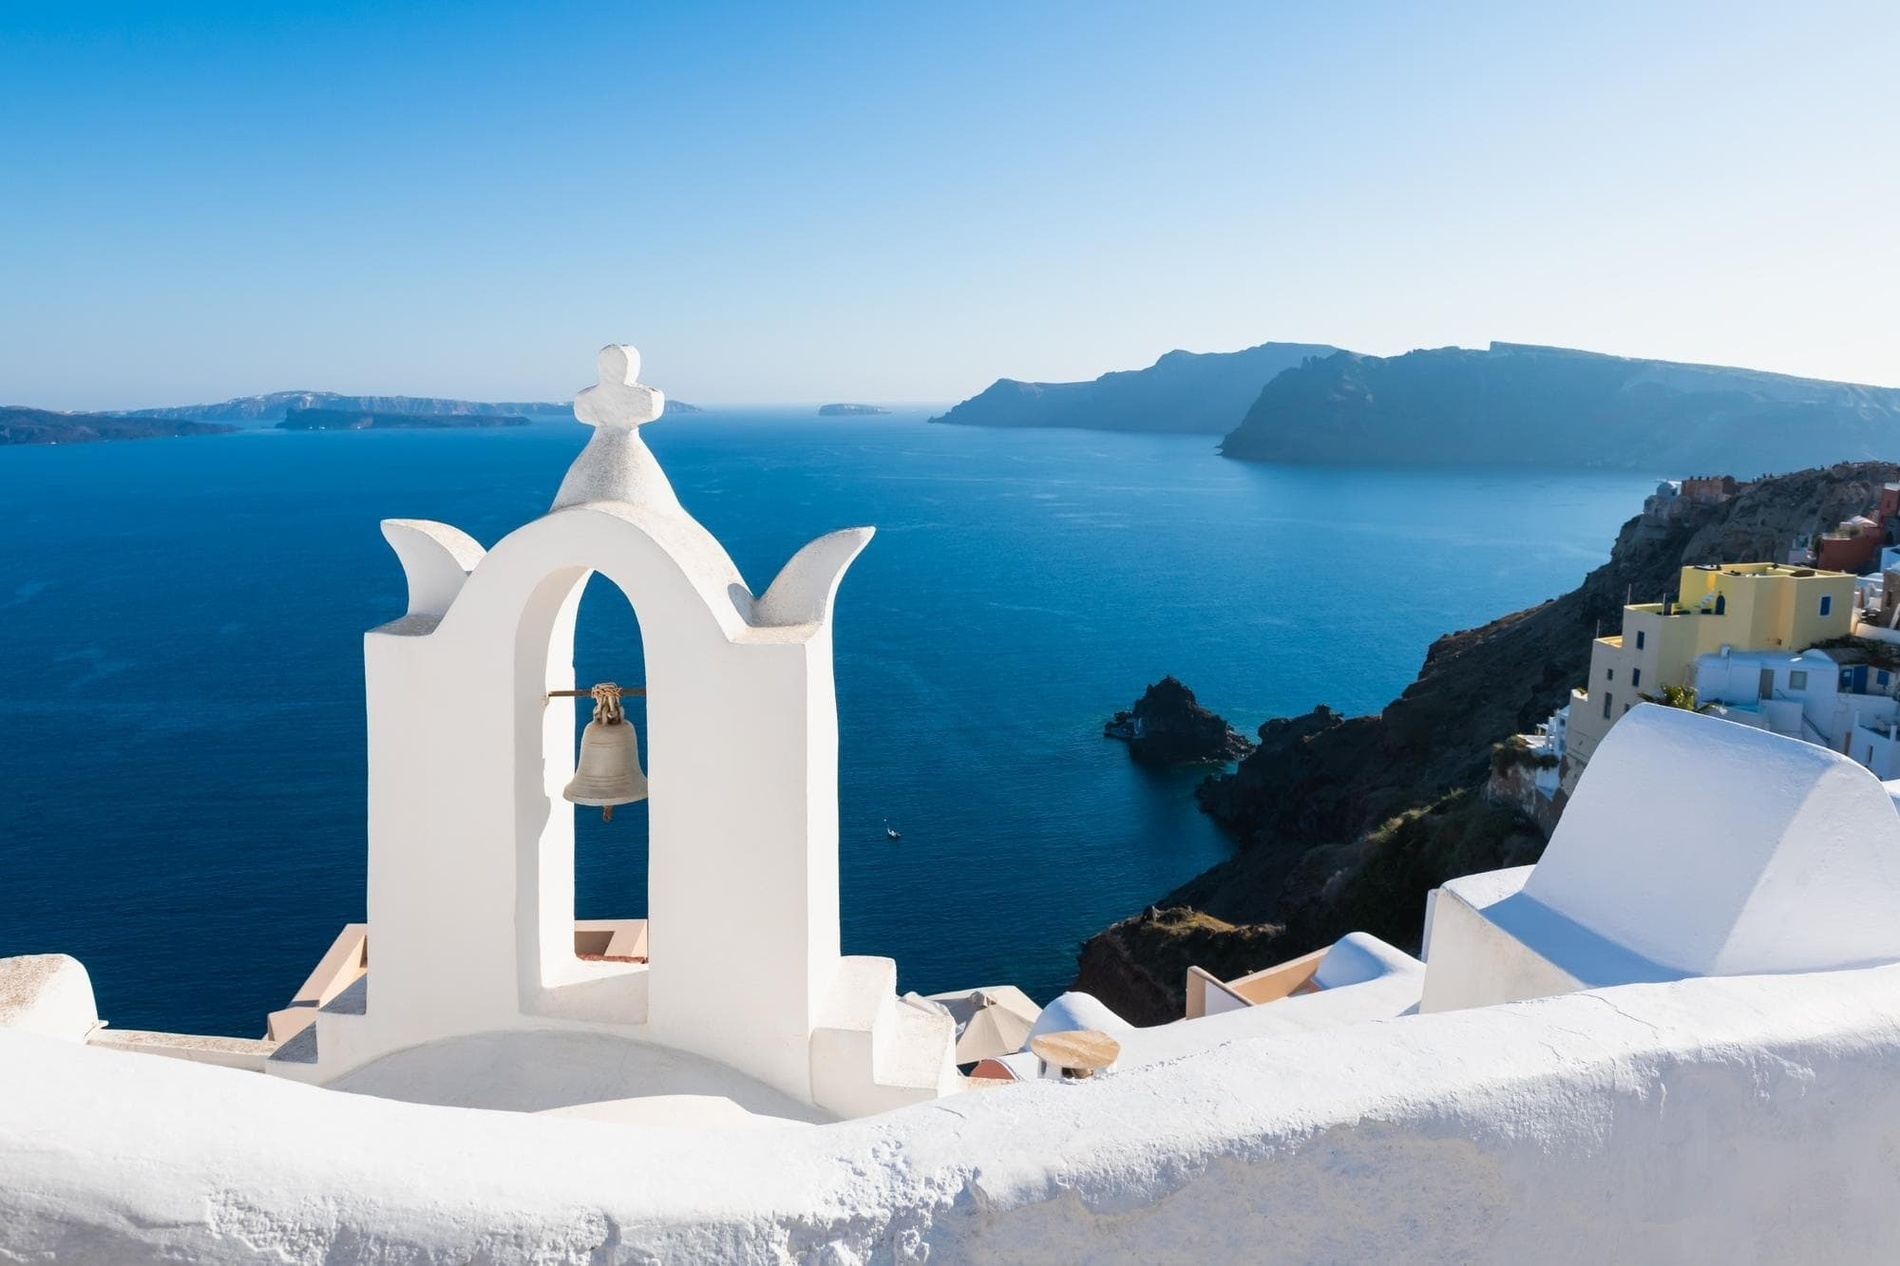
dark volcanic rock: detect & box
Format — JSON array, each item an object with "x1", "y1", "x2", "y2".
[
  {"x1": 1074, "y1": 461, "x2": 1900, "y2": 1020},
  {"x1": 1071, "y1": 906, "x2": 1286, "y2": 1027},
  {"x1": 1105, "y1": 676, "x2": 1253, "y2": 765}
]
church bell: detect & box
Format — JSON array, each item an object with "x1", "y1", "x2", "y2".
[{"x1": 563, "y1": 683, "x2": 648, "y2": 821}]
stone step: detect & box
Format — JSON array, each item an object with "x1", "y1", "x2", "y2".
[
  {"x1": 809, "y1": 956, "x2": 958, "y2": 1116},
  {"x1": 266, "y1": 1024, "x2": 318, "y2": 1067}
]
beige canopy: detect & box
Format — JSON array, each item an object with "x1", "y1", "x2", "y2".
[{"x1": 911, "y1": 986, "x2": 1043, "y2": 1064}]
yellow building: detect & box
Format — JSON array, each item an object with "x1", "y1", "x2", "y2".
[{"x1": 1562, "y1": 563, "x2": 1857, "y2": 793}]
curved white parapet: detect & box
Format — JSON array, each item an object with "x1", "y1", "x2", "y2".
[
  {"x1": 379, "y1": 519, "x2": 485, "y2": 621},
  {"x1": 1525, "y1": 704, "x2": 1900, "y2": 977},
  {"x1": 754, "y1": 527, "x2": 876, "y2": 630},
  {"x1": 0, "y1": 955, "x2": 97, "y2": 1043},
  {"x1": 1423, "y1": 706, "x2": 1900, "y2": 1015},
  {"x1": 10, "y1": 962, "x2": 1900, "y2": 1260}
]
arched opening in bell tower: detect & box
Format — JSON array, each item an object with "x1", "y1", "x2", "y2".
[{"x1": 567, "y1": 572, "x2": 652, "y2": 964}]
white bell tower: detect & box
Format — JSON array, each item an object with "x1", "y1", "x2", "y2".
[{"x1": 266, "y1": 345, "x2": 959, "y2": 1119}]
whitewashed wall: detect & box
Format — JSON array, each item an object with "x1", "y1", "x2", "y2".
[{"x1": 7, "y1": 962, "x2": 1900, "y2": 1263}]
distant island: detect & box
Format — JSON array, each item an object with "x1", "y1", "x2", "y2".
[
  {"x1": 1219, "y1": 343, "x2": 1900, "y2": 474},
  {"x1": 131, "y1": 392, "x2": 705, "y2": 424},
  {"x1": 277, "y1": 408, "x2": 530, "y2": 432},
  {"x1": 818, "y1": 403, "x2": 890, "y2": 416},
  {"x1": 932, "y1": 337, "x2": 1900, "y2": 472},
  {"x1": 930, "y1": 342, "x2": 1339, "y2": 435},
  {"x1": 0, "y1": 406, "x2": 235, "y2": 446}
]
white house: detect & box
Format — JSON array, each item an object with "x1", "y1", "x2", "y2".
[
  {"x1": 1532, "y1": 704, "x2": 1567, "y2": 795},
  {"x1": 1688, "y1": 645, "x2": 1900, "y2": 774}
]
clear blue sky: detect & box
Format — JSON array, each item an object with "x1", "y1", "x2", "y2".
[{"x1": 3, "y1": 1, "x2": 1895, "y2": 410}]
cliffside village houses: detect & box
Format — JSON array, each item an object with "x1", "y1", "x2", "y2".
[{"x1": 1510, "y1": 479, "x2": 1900, "y2": 817}]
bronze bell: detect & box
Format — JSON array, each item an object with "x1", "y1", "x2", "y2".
[{"x1": 563, "y1": 684, "x2": 648, "y2": 820}]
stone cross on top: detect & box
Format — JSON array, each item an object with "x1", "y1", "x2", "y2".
[
  {"x1": 552, "y1": 343, "x2": 681, "y2": 512},
  {"x1": 575, "y1": 344, "x2": 665, "y2": 431}
]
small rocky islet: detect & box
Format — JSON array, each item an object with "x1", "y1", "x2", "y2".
[{"x1": 1103, "y1": 675, "x2": 1253, "y2": 765}]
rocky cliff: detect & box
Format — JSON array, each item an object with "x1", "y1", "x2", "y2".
[
  {"x1": 932, "y1": 342, "x2": 1339, "y2": 435},
  {"x1": 1073, "y1": 462, "x2": 1900, "y2": 1019},
  {"x1": 1220, "y1": 343, "x2": 1900, "y2": 473}
]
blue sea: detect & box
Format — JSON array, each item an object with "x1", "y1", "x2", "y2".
[{"x1": 0, "y1": 411, "x2": 1656, "y2": 1036}]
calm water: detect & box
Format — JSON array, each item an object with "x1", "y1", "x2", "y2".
[{"x1": 0, "y1": 411, "x2": 1655, "y2": 1035}]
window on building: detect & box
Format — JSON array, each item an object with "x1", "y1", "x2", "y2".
[
  {"x1": 1632, "y1": 668, "x2": 1642, "y2": 688},
  {"x1": 1606, "y1": 667, "x2": 1614, "y2": 681},
  {"x1": 1790, "y1": 670, "x2": 1809, "y2": 690},
  {"x1": 1635, "y1": 630, "x2": 1646, "y2": 650},
  {"x1": 1820, "y1": 594, "x2": 1834, "y2": 617},
  {"x1": 1623, "y1": 703, "x2": 1632, "y2": 714},
  {"x1": 1602, "y1": 693, "x2": 1612, "y2": 720}
]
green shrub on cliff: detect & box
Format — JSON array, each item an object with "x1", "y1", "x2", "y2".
[{"x1": 1327, "y1": 791, "x2": 1544, "y2": 952}]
